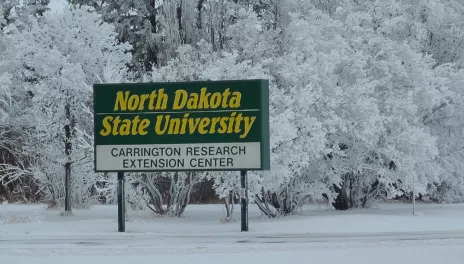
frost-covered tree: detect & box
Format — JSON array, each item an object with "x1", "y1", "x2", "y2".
[
  {"x1": 423, "y1": 64, "x2": 464, "y2": 202},
  {"x1": 229, "y1": 2, "x2": 447, "y2": 212},
  {"x1": 149, "y1": 40, "x2": 276, "y2": 218},
  {"x1": 334, "y1": 0, "x2": 464, "y2": 204},
  {"x1": 0, "y1": 6, "x2": 131, "y2": 209},
  {"x1": 0, "y1": 3, "x2": 39, "y2": 202},
  {"x1": 2, "y1": 0, "x2": 464, "y2": 211},
  {"x1": 67, "y1": 0, "x2": 192, "y2": 72},
  {"x1": 321, "y1": 4, "x2": 444, "y2": 208},
  {"x1": 208, "y1": 171, "x2": 239, "y2": 221},
  {"x1": 68, "y1": 0, "x2": 163, "y2": 72},
  {"x1": 1, "y1": 0, "x2": 50, "y2": 29},
  {"x1": 0, "y1": 1, "x2": 17, "y2": 29},
  {"x1": 67, "y1": 0, "x2": 247, "y2": 73}
]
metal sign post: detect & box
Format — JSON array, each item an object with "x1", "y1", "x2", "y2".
[
  {"x1": 240, "y1": 170, "x2": 249, "y2": 232},
  {"x1": 117, "y1": 172, "x2": 125, "y2": 232},
  {"x1": 412, "y1": 173, "x2": 416, "y2": 216}
]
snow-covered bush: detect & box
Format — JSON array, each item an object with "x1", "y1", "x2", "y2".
[{"x1": 129, "y1": 172, "x2": 202, "y2": 217}]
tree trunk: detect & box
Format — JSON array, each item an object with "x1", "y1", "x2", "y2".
[
  {"x1": 177, "y1": 0, "x2": 186, "y2": 44},
  {"x1": 64, "y1": 101, "x2": 72, "y2": 212},
  {"x1": 146, "y1": 0, "x2": 159, "y2": 69},
  {"x1": 0, "y1": 184, "x2": 11, "y2": 202},
  {"x1": 273, "y1": 0, "x2": 278, "y2": 30},
  {"x1": 224, "y1": 190, "x2": 234, "y2": 219},
  {"x1": 332, "y1": 183, "x2": 350, "y2": 210},
  {"x1": 196, "y1": 0, "x2": 205, "y2": 30}
]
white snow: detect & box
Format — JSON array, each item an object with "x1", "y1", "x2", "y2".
[
  {"x1": 2, "y1": 202, "x2": 464, "y2": 236},
  {"x1": 3, "y1": 243, "x2": 464, "y2": 264},
  {"x1": 1, "y1": 203, "x2": 464, "y2": 263}
]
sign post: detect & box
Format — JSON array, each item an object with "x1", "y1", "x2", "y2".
[
  {"x1": 240, "y1": 170, "x2": 248, "y2": 232},
  {"x1": 93, "y1": 79, "x2": 270, "y2": 232},
  {"x1": 117, "y1": 172, "x2": 125, "y2": 232}
]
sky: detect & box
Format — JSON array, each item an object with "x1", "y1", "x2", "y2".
[{"x1": 48, "y1": 0, "x2": 68, "y2": 13}]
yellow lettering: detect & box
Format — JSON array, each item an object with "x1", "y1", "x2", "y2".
[
  {"x1": 99, "y1": 116, "x2": 113, "y2": 136},
  {"x1": 180, "y1": 113, "x2": 189, "y2": 134},
  {"x1": 157, "y1": 89, "x2": 168, "y2": 110},
  {"x1": 127, "y1": 95, "x2": 139, "y2": 111},
  {"x1": 240, "y1": 116, "x2": 256, "y2": 138},
  {"x1": 173, "y1": 90, "x2": 187, "y2": 110},
  {"x1": 229, "y1": 92, "x2": 241, "y2": 108},
  {"x1": 148, "y1": 91, "x2": 157, "y2": 110},
  {"x1": 138, "y1": 119, "x2": 150, "y2": 135},
  {"x1": 168, "y1": 118, "x2": 181, "y2": 134},
  {"x1": 210, "y1": 93, "x2": 221, "y2": 109},
  {"x1": 188, "y1": 118, "x2": 201, "y2": 134},
  {"x1": 187, "y1": 93, "x2": 199, "y2": 109},
  {"x1": 198, "y1": 88, "x2": 210, "y2": 109},
  {"x1": 131, "y1": 116, "x2": 141, "y2": 135},
  {"x1": 209, "y1": 117, "x2": 221, "y2": 134},
  {"x1": 114, "y1": 91, "x2": 129, "y2": 111},
  {"x1": 198, "y1": 118, "x2": 210, "y2": 134},
  {"x1": 119, "y1": 119, "x2": 131, "y2": 135},
  {"x1": 155, "y1": 115, "x2": 169, "y2": 135},
  {"x1": 222, "y1": 89, "x2": 231, "y2": 108},
  {"x1": 138, "y1": 94, "x2": 149, "y2": 110},
  {"x1": 112, "y1": 116, "x2": 121, "y2": 135},
  {"x1": 227, "y1": 112, "x2": 237, "y2": 133},
  {"x1": 217, "y1": 117, "x2": 229, "y2": 133},
  {"x1": 234, "y1": 113, "x2": 243, "y2": 133}
]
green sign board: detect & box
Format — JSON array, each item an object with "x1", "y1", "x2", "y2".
[{"x1": 93, "y1": 79, "x2": 270, "y2": 172}]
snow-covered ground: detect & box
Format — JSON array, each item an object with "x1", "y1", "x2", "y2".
[{"x1": 1, "y1": 203, "x2": 464, "y2": 263}]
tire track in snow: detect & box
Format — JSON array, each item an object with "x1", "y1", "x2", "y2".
[{"x1": 2, "y1": 230, "x2": 464, "y2": 246}]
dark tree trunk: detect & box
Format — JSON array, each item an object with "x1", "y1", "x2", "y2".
[
  {"x1": 197, "y1": 0, "x2": 205, "y2": 30},
  {"x1": 64, "y1": 101, "x2": 73, "y2": 212},
  {"x1": 224, "y1": 190, "x2": 234, "y2": 219},
  {"x1": 145, "y1": 0, "x2": 158, "y2": 70},
  {"x1": 0, "y1": 184, "x2": 11, "y2": 202},
  {"x1": 332, "y1": 183, "x2": 350, "y2": 210},
  {"x1": 177, "y1": 0, "x2": 186, "y2": 44}
]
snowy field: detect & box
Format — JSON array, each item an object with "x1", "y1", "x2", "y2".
[{"x1": 1, "y1": 203, "x2": 464, "y2": 263}]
